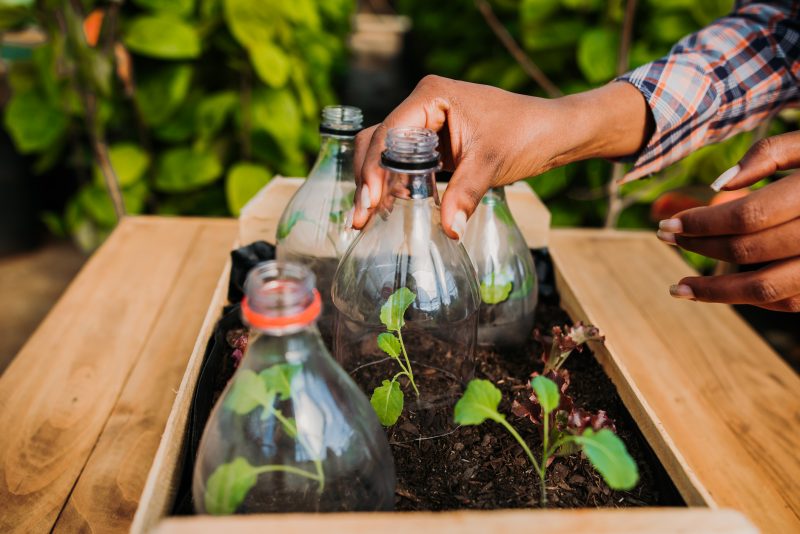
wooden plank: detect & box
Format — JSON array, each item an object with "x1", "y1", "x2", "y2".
[
  {"x1": 151, "y1": 508, "x2": 756, "y2": 534},
  {"x1": 130, "y1": 253, "x2": 233, "y2": 534},
  {"x1": 239, "y1": 177, "x2": 550, "y2": 247},
  {"x1": 0, "y1": 217, "x2": 234, "y2": 534},
  {"x1": 548, "y1": 228, "x2": 800, "y2": 534},
  {"x1": 52, "y1": 219, "x2": 237, "y2": 533}
]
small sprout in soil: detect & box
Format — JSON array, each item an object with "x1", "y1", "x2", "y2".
[
  {"x1": 370, "y1": 287, "x2": 419, "y2": 426},
  {"x1": 455, "y1": 375, "x2": 638, "y2": 507},
  {"x1": 542, "y1": 322, "x2": 604, "y2": 374},
  {"x1": 480, "y1": 271, "x2": 513, "y2": 305},
  {"x1": 204, "y1": 362, "x2": 325, "y2": 515}
]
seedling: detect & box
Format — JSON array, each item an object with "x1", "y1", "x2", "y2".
[
  {"x1": 454, "y1": 376, "x2": 638, "y2": 506},
  {"x1": 370, "y1": 287, "x2": 419, "y2": 426},
  {"x1": 542, "y1": 322, "x2": 604, "y2": 373},
  {"x1": 203, "y1": 362, "x2": 325, "y2": 515},
  {"x1": 480, "y1": 271, "x2": 513, "y2": 305}
]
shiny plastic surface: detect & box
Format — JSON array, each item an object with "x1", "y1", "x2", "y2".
[
  {"x1": 331, "y1": 127, "x2": 479, "y2": 440},
  {"x1": 463, "y1": 187, "x2": 538, "y2": 348},
  {"x1": 193, "y1": 261, "x2": 394, "y2": 514}
]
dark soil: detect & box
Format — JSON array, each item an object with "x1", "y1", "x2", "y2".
[{"x1": 391, "y1": 300, "x2": 683, "y2": 510}]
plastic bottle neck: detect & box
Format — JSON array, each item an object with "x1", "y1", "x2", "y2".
[
  {"x1": 484, "y1": 186, "x2": 507, "y2": 203},
  {"x1": 385, "y1": 170, "x2": 439, "y2": 203}
]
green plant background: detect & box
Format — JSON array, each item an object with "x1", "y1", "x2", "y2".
[
  {"x1": 2, "y1": 0, "x2": 794, "y2": 265},
  {"x1": 396, "y1": 0, "x2": 793, "y2": 268},
  {"x1": 1, "y1": 0, "x2": 353, "y2": 249}
]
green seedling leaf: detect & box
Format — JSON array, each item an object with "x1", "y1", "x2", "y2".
[
  {"x1": 370, "y1": 380, "x2": 403, "y2": 426},
  {"x1": 260, "y1": 363, "x2": 301, "y2": 401},
  {"x1": 377, "y1": 333, "x2": 401, "y2": 358},
  {"x1": 480, "y1": 272, "x2": 513, "y2": 305},
  {"x1": 380, "y1": 287, "x2": 416, "y2": 331},
  {"x1": 574, "y1": 428, "x2": 639, "y2": 490},
  {"x1": 224, "y1": 369, "x2": 276, "y2": 415},
  {"x1": 531, "y1": 375, "x2": 560, "y2": 415},
  {"x1": 204, "y1": 457, "x2": 258, "y2": 515},
  {"x1": 454, "y1": 379, "x2": 504, "y2": 426},
  {"x1": 277, "y1": 211, "x2": 302, "y2": 240}
]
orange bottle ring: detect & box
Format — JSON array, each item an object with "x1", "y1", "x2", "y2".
[{"x1": 241, "y1": 288, "x2": 322, "y2": 330}]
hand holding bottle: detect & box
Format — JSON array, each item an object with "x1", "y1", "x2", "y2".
[{"x1": 352, "y1": 75, "x2": 652, "y2": 239}]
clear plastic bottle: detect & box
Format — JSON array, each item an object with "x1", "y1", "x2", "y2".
[
  {"x1": 331, "y1": 127, "x2": 479, "y2": 441},
  {"x1": 462, "y1": 187, "x2": 537, "y2": 349},
  {"x1": 193, "y1": 261, "x2": 395, "y2": 515},
  {"x1": 276, "y1": 105, "x2": 363, "y2": 344}
]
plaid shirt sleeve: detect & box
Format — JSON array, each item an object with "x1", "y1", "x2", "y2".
[{"x1": 617, "y1": 0, "x2": 800, "y2": 183}]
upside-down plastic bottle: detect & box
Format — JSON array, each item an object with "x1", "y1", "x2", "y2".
[
  {"x1": 462, "y1": 187, "x2": 538, "y2": 349},
  {"x1": 331, "y1": 127, "x2": 480, "y2": 441},
  {"x1": 275, "y1": 105, "x2": 363, "y2": 343},
  {"x1": 193, "y1": 260, "x2": 395, "y2": 515}
]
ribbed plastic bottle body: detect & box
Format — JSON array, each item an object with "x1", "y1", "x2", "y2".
[
  {"x1": 193, "y1": 261, "x2": 395, "y2": 515},
  {"x1": 275, "y1": 106, "x2": 362, "y2": 343},
  {"x1": 331, "y1": 127, "x2": 479, "y2": 441},
  {"x1": 463, "y1": 187, "x2": 537, "y2": 349}
]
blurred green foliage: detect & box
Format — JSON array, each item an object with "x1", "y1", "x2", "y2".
[
  {"x1": 0, "y1": 0, "x2": 353, "y2": 249},
  {"x1": 396, "y1": 0, "x2": 788, "y2": 241}
]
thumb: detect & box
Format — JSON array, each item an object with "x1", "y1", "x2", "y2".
[
  {"x1": 712, "y1": 131, "x2": 800, "y2": 191},
  {"x1": 440, "y1": 156, "x2": 492, "y2": 240}
]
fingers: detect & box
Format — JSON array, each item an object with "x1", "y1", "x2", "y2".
[
  {"x1": 353, "y1": 125, "x2": 385, "y2": 229},
  {"x1": 351, "y1": 75, "x2": 454, "y2": 229},
  {"x1": 671, "y1": 257, "x2": 800, "y2": 306},
  {"x1": 660, "y1": 172, "x2": 800, "y2": 237},
  {"x1": 672, "y1": 217, "x2": 800, "y2": 264},
  {"x1": 440, "y1": 154, "x2": 493, "y2": 240},
  {"x1": 711, "y1": 131, "x2": 800, "y2": 191}
]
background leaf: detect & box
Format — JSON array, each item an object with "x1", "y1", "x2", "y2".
[
  {"x1": 154, "y1": 147, "x2": 223, "y2": 192},
  {"x1": 93, "y1": 143, "x2": 150, "y2": 188},
  {"x1": 124, "y1": 15, "x2": 201, "y2": 59},
  {"x1": 4, "y1": 91, "x2": 67, "y2": 153},
  {"x1": 249, "y1": 41, "x2": 291, "y2": 87},
  {"x1": 225, "y1": 162, "x2": 273, "y2": 215},
  {"x1": 577, "y1": 27, "x2": 619, "y2": 83}
]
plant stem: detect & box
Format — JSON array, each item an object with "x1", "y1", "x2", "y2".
[
  {"x1": 253, "y1": 464, "x2": 322, "y2": 482},
  {"x1": 396, "y1": 329, "x2": 419, "y2": 396},
  {"x1": 540, "y1": 415, "x2": 550, "y2": 507},
  {"x1": 495, "y1": 416, "x2": 540, "y2": 476}
]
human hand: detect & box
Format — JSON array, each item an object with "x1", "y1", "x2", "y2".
[
  {"x1": 352, "y1": 76, "x2": 651, "y2": 239},
  {"x1": 657, "y1": 132, "x2": 800, "y2": 311}
]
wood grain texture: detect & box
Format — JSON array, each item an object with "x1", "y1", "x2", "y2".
[
  {"x1": 0, "y1": 217, "x2": 235, "y2": 534},
  {"x1": 239, "y1": 177, "x2": 551, "y2": 247},
  {"x1": 129, "y1": 255, "x2": 232, "y2": 534},
  {"x1": 152, "y1": 508, "x2": 756, "y2": 534},
  {"x1": 53, "y1": 219, "x2": 237, "y2": 533},
  {"x1": 548, "y1": 228, "x2": 800, "y2": 534}
]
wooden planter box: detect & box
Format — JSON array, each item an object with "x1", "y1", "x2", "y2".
[{"x1": 131, "y1": 177, "x2": 799, "y2": 533}]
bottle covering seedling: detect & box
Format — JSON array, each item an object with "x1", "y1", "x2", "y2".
[
  {"x1": 370, "y1": 287, "x2": 418, "y2": 426},
  {"x1": 454, "y1": 324, "x2": 637, "y2": 506},
  {"x1": 204, "y1": 362, "x2": 325, "y2": 514}
]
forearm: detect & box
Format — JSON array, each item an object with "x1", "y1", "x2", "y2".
[{"x1": 548, "y1": 82, "x2": 654, "y2": 168}]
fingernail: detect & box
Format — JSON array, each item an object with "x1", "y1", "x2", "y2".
[
  {"x1": 344, "y1": 207, "x2": 354, "y2": 230},
  {"x1": 710, "y1": 164, "x2": 741, "y2": 192},
  {"x1": 669, "y1": 284, "x2": 695, "y2": 299},
  {"x1": 451, "y1": 210, "x2": 467, "y2": 241},
  {"x1": 360, "y1": 184, "x2": 372, "y2": 210},
  {"x1": 656, "y1": 230, "x2": 677, "y2": 245},
  {"x1": 659, "y1": 218, "x2": 683, "y2": 233}
]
